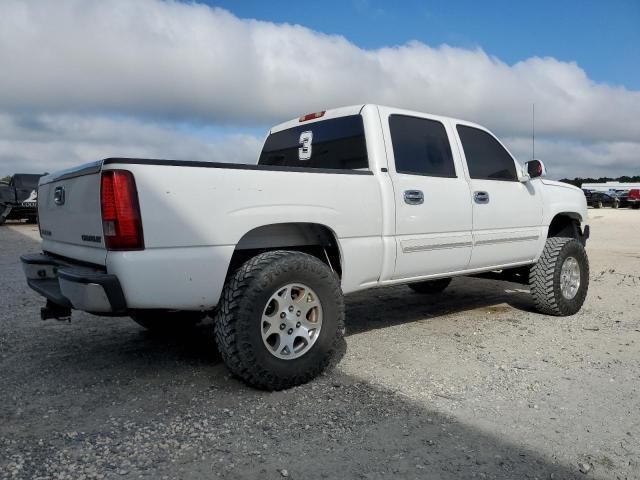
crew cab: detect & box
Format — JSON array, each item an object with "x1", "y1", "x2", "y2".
[{"x1": 21, "y1": 105, "x2": 590, "y2": 390}]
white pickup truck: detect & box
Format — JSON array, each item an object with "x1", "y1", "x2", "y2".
[{"x1": 22, "y1": 104, "x2": 590, "y2": 390}]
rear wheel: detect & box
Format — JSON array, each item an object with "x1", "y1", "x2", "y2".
[
  {"x1": 408, "y1": 278, "x2": 451, "y2": 294},
  {"x1": 613, "y1": 200, "x2": 620, "y2": 209},
  {"x1": 214, "y1": 251, "x2": 344, "y2": 390},
  {"x1": 131, "y1": 311, "x2": 205, "y2": 331},
  {"x1": 529, "y1": 237, "x2": 589, "y2": 316},
  {"x1": 596, "y1": 200, "x2": 603, "y2": 209}
]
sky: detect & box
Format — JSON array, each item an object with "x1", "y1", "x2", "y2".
[{"x1": 0, "y1": 0, "x2": 638, "y2": 179}]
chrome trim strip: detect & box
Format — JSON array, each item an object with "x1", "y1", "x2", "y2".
[
  {"x1": 475, "y1": 235, "x2": 540, "y2": 246},
  {"x1": 402, "y1": 241, "x2": 473, "y2": 253}
]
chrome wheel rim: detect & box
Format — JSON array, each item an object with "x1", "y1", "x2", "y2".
[
  {"x1": 560, "y1": 257, "x2": 581, "y2": 300},
  {"x1": 261, "y1": 283, "x2": 323, "y2": 360}
]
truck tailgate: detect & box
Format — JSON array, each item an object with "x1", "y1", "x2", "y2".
[{"x1": 38, "y1": 161, "x2": 107, "y2": 266}]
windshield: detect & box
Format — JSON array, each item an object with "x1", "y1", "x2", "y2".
[
  {"x1": 12, "y1": 174, "x2": 42, "y2": 189},
  {"x1": 259, "y1": 115, "x2": 368, "y2": 171}
]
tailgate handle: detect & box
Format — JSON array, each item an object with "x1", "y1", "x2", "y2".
[{"x1": 54, "y1": 186, "x2": 65, "y2": 205}]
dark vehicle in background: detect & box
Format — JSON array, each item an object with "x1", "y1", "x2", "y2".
[
  {"x1": 611, "y1": 189, "x2": 631, "y2": 208},
  {"x1": 0, "y1": 173, "x2": 44, "y2": 225},
  {"x1": 584, "y1": 190, "x2": 620, "y2": 209}
]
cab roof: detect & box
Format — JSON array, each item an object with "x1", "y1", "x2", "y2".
[{"x1": 269, "y1": 104, "x2": 484, "y2": 133}]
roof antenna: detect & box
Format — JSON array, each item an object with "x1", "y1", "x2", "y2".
[{"x1": 531, "y1": 103, "x2": 535, "y2": 160}]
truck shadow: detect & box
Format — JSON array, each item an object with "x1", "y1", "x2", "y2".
[
  {"x1": 5, "y1": 224, "x2": 539, "y2": 365},
  {"x1": 345, "y1": 277, "x2": 536, "y2": 336},
  {"x1": 2, "y1": 225, "x2": 587, "y2": 479}
]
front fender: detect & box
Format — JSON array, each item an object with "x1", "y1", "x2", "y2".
[{"x1": 541, "y1": 180, "x2": 589, "y2": 229}]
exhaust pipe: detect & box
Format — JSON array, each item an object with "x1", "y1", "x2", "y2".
[{"x1": 41, "y1": 300, "x2": 72, "y2": 321}]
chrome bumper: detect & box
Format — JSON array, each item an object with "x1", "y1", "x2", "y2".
[{"x1": 21, "y1": 253, "x2": 127, "y2": 314}]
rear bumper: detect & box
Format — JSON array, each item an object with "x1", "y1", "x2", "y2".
[{"x1": 21, "y1": 253, "x2": 126, "y2": 314}]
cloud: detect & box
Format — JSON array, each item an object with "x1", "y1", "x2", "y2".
[
  {"x1": 0, "y1": 113, "x2": 261, "y2": 175},
  {"x1": 504, "y1": 137, "x2": 640, "y2": 180},
  {"x1": 0, "y1": 0, "x2": 638, "y2": 178}
]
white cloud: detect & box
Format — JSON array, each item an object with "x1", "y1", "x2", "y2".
[
  {"x1": 0, "y1": 113, "x2": 261, "y2": 175},
  {"x1": 0, "y1": 0, "x2": 638, "y2": 177},
  {"x1": 504, "y1": 137, "x2": 640, "y2": 180}
]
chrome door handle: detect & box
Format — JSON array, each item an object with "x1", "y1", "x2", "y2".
[
  {"x1": 474, "y1": 191, "x2": 489, "y2": 204},
  {"x1": 404, "y1": 190, "x2": 424, "y2": 205}
]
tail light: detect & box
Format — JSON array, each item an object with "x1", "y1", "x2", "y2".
[{"x1": 100, "y1": 170, "x2": 144, "y2": 250}]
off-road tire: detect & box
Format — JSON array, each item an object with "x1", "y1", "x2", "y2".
[
  {"x1": 131, "y1": 311, "x2": 205, "y2": 331},
  {"x1": 214, "y1": 250, "x2": 345, "y2": 390},
  {"x1": 408, "y1": 278, "x2": 452, "y2": 294},
  {"x1": 529, "y1": 237, "x2": 589, "y2": 316}
]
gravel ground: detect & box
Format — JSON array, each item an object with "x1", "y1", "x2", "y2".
[{"x1": 1, "y1": 209, "x2": 639, "y2": 480}]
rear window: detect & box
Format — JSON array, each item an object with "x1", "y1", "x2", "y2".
[
  {"x1": 258, "y1": 115, "x2": 368, "y2": 170},
  {"x1": 389, "y1": 115, "x2": 456, "y2": 177}
]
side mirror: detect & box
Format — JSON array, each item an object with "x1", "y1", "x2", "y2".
[{"x1": 525, "y1": 159, "x2": 546, "y2": 179}]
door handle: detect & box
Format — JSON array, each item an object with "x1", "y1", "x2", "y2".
[
  {"x1": 54, "y1": 186, "x2": 65, "y2": 205},
  {"x1": 474, "y1": 191, "x2": 489, "y2": 204},
  {"x1": 404, "y1": 190, "x2": 424, "y2": 205}
]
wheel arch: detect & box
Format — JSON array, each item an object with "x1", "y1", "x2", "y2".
[
  {"x1": 547, "y1": 212, "x2": 588, "y2": 244},
  {"x1": 227, "y1": 222, "x2": 343, "y2": 279}
]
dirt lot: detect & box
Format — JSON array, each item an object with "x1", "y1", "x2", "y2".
[{"x1": 1, "y1": 209, "x2": 639, "y2": 480}]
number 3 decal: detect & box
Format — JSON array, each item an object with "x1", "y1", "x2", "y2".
[{"x1": 298, "y1": 131, "x2": 313, "y2": 161}]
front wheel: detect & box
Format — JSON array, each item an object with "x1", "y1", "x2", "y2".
[
  {"x1": 529, "y1": 237, "x2": 589, "y2": 316},
  {"x1": 214, "y1": 251, "x2": 345, "y2": 390}
]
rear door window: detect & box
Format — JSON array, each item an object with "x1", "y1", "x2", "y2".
[
  {"x1": 457, "y1": 125, "x2": 517, "y2": 181},
  {"x1": 389, "y1": 115, "x2": 456, "y2": 177},
  {"x1": 259, "y1": 115, "x2": 368, "y2": 170}
]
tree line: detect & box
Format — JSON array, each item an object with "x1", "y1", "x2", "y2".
[{"x1": 560, "y1": 175, "x2": 640, "y2": 187}]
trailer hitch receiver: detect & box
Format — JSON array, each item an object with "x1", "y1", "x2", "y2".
[{"x1": 41, "y1": 300, "x2": 72, "y2": 321}]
